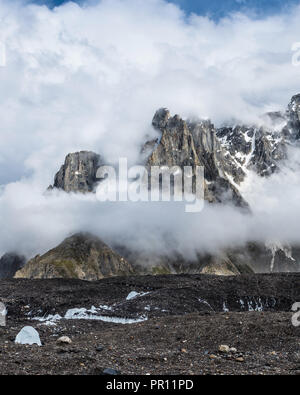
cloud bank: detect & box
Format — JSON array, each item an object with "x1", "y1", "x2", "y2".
[{"x1": 0, "y1": 0, "x2": 300, "y2": 261}]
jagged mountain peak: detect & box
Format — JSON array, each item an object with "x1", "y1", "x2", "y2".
[
  {"x1": 286, "y1": 93, "x2": 300, "y2": 139},
  {"x1": 152, "y1": 108, "x2": 171, "y2": 130},
  {"x1": 147, "y1": 109, "x2": 248, "y2": 207},
  {"x1": 49, "y1": 151, "x2": 102, "y2": 193},
  {"x1": 289, "y1": 93, "x2": 300, "y2": 108},
  {"x1": 49, "y1": 94, "x2": 300, "y2": 203},
  {"x1": 148, "y1": 94, "x2": 300, "y2": 189}
]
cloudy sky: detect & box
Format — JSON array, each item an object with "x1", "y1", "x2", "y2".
[
  {"x1": 0, "y1": 0, "x2": 300, "y2": 259},
  {"x1": 1, "y1": 0, "x2": 300, "y2": 186}
]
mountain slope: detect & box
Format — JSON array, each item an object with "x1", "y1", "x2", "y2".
[{"x1": 15, "y1": 233, "x2": 134, "y2": 280}]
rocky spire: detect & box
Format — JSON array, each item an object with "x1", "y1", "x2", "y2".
[
  {"x1": 152, "y1": 108, "x2": 170, "y2": 130},
  {"x1": 146, "y1": 108, "x2": 248, "y2": 207},
  {"x1": 50, "y1": 151, "x2": 102, "y2": 193},
  {"x1": 286, "y1": 94, "x2": 300, "y2": 139}
]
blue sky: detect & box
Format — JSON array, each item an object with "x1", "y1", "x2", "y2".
[
  {"x1": 170, "y1": 0, "x2": 299, "y2": 18},
  {"x1": 30, "y1": 0, "x2": 300, "y2": 18}
]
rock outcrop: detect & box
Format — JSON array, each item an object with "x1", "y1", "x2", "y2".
[
  {"x1": 216, "y1": 95, "x2": 300, "y2": 185},
  {"x1": 216, "y1": 125, "x2": 287, "y2": 183},
  {"x1": 146, "y1": 109, "x2": 248, "y2": 207},
  {"x1": 49, "y1": 151, "x2": 102, "y2": 193},
  {"x1": 15, "y1": 233, "x2": 134, "y2": 280},
  {"x1": 285, "y1": 93, "x2": 300, "y2": 140},
  {"x1": 0, "y1": 253, "x2": 26, "y2": 279}
]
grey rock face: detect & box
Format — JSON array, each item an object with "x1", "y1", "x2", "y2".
[
  {"x1": 214, "y1": 96, "x2": 300, "y2": 184},
  {"x1": 216, "y1": 125, "x2": 287, "y2": 183},
  {"x1": 152, "y1": 108, "x2": 170, "y2": 129},
  {"x1": 249, "y1": 128, "x2": 286, "y2": 177},
  {"x1": 146, "y1": 109, "x2": 248, "y2": 207},
  {"x1": 0, "y1": 253, "x2": 26, "y2": 279},
  {"x1": 285, "y1": 94, "x2": 300, "y2": 139},
  {"x1": 50, "y1": 151, "x2": 102, "y2": 193},
  {"x1": 148, "y1": 111, "x2": 200, "y2": 168},
  {"x1": 216, "y1": 126, "x2": 251, "y2": 183}
]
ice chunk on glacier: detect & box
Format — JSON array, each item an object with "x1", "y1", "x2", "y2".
[{"x1": 15, "y1": 326, "x2": 42, "y2": 346}]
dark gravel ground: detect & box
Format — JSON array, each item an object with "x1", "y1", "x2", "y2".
[{"x1": 0, "y1": 274, "x2": 299, "y2": 375}]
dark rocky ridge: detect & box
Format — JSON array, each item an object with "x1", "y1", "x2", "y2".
[
  {"x1": 115, "y1": 242, "x2": 300, "y2": 276},
  {"x1": 13, "y1": 233, "x2": 298, "y2": 281},
  {"x1": 113, "y1": 245, "x2": 254, "y2": 277},
  {"x1": 13, "y1": 234, "x2": 255, "y2": 280}
]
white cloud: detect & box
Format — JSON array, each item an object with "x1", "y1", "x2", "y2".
[{"x1": 0, "y1": 0, "x2": 300, "y2": 261}]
